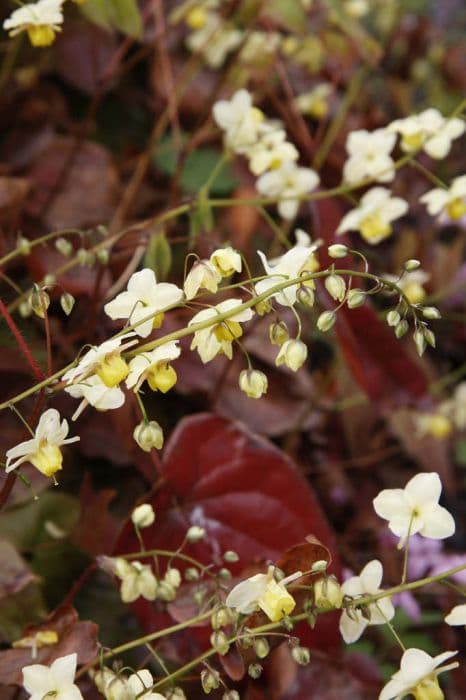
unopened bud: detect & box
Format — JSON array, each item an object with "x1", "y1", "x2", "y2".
[
  {"x1": 223, "y1": 550, "x2": 239, "y2": 563},
  {"x1": 193, "y1": 588, "x2": 206, "y2": 606},
  {"x1": 269, "y1": 321, "x2": 289, "y2": 346},
  {"x1": 222, "y1": 691, "x2": 240, "y2": 700},
  {"x1": 212, "y1": 606, "x2": 234, "y2": 629},
  {"x1": 424, "y1": 327, "x2": 436, "y2": 348},
  {"x1": 201, "y1": 668, "x2": 220, "y2": 693},
  {"x1": 316, "y1": 310, "x2": 336, "y2": 332},
  {"x1": 43, "y1": 274, "x2": 56, "y2": 287},
  {"x1": 413, "y1": 328, "x2": 427, "y2": 356},
  {"x1": 185, "y1": 567, "x2": 200, "y2": 581},
  {"x1": 422, "y1": 306, "x2": 441, "y2": 320},
  {"x1": 165, "y1": 568, "x2": 181, "y2": 588},
  {"x1": 248, "y1": 663, "x2": 262, "y2": 679},
  {"x1": 131, "y1": 503, "x2": 155, "y2": 528},
  {"x1": 313, "y1": 576, "x2": 343, "y2": 610},
  {"x1": 275, "y1": 338, "x2": 308, "y2": 372},
  {"x1": 186, "y1": 525, "x2": 205, "y2": 543},
  {"x1": 254, "y1": 637, "x2": 270, "y2": 659},
  {"x1": 29, "y1": 285, "x2": 50, "y2": 319},
  {"x1": 19, "y1": 301, "x2": 32, "y2": 318},
  {"x1": 387, "y1": 310, "x2": 400, "y2": 327},
  {"x1": 404, "y1": 259, "x2": 421, "y2": 271},
  {"x1": 347, "y1": 290, "x2": 366, "y2": 308},
  {"x1": 76, "y1": 248, "x2": 88, "y2": 265},
  {"x1": 60, "y1": 292, "x2": 75, "y2": 316},
  {"x1": 239, "y1": 369, "x2": 268, "y2": 399},
  {"x1": 291, "y1": 646, "x2": 311, "y2": 665},
  {"x1": 328, "y1": 244, "x2": 348, "y2": 259},
  {"x1": 96, "y1": 248, "x2": 109, "y2": 265},
  {"x1": 256, "y1": 298, "x2": 272, "y2": 315},
  {"x1": 325, "y1": 274, "x2": 346, "y2": 301},
  {"x1": 157, "y1": 580, "x2": 177, "y2": 601},
  {"x1": 311, "y1": 559, "x2": 328, "y2": 572},
  {"x1": 133, "y1": 420, "x2": 164, "y2": 451},
  {"x1": 297, "y1": 286, "x2": 315, "y2": 307},
  {"x1": 218, "y1": 568, "x2": 232, "y2": 580},
  {"x1": 210, "y1": 630, "x2": 230, "y2": 655},
  {"x1": 17, "y1": 236, "x2": 31, "y2": 256},
  {"x1": 395, "y1": 320, "x2": 409, "y2": 338},
  {"x1": 55, "y1": 237, "x2": 72, "y2": 256}
]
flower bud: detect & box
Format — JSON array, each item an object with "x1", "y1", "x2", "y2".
[
  {"x1": 223, "y1": 550, "x2": 239, "y2": 563},
  {"x1": 269, "y1": 321, "x2": 289, "y2": 346},
  {"x1": 17, "y1": 236, "x2": 31, "y2": 256},
  {"x1": 164, "y1": 568, "x2": 181, "y2": 588},
  {"x1": 201, "y1": 668, "x2": 220, "y2": 693},
  {"x1": 131, "y1": 504, "x2": 155, "y2": 528},
  {"x1": 346, "y1": 290, "x2": 366, "y2": 309},
  {"x1": 19, "y1": 301, "x2": 32, "y2": 318},
  {"x1": 404, "y1": 259, "x2": 421, "y2": 271},
  {"x1": 186, "y1": 525, "x2": 205, "y2": 542},
  {"x1": 311, "y1": 559, "x2": 328, "y2": 573},
  {"x1": 185, "y1": 567, "x2": 200, "y2": 581},
  {"x1": 210, "y1": 630, "x2": 230, "y2": 655},
  {"x1": 133, "y1": 420, "x2": 164, "y2": 452},
  {"x1": 248, "y1": 663, "x2": 263, "y2": 679},
  {"x1": 29, "y1": 285, "x2": 50, "y2": 319},
  {"x1": 413, "y1": 328, "x2": 427, "y2": 356},
  {"x1": 157, "y1": 580, "x2": 177, "y2": 601},
  {"x1": 325, "y1": 274, "x2": 346, "y2": 301},
  {"x1": 254, "y1": 637, "x2": 270, "y2": 659},
  {"x1": 275, "y1": 339, "x2": 307, "y2": 372},
  {"x1": 193, "y1": 588, "x2": 206, "y2": 606},
  {"x1": 212, "y1": 606, "x2": 235, "y2": 629},
  {"x1": 222, "y1": 691, "x2": 240, "y2": 700},
  {"x1": 296, "y1": 286, "x2": 315, "y2": 307},
  {"x1": 96, "y1": 248, "x2": 109, "y2": 265},
  {"x1": 60, "y1": 292, "x2": 75, "y2": 316},
  {"x1": 387, "y1": 310, "x2": 401, "y2": 327},
  {"x1": 239, "y1": 369, "x2": 268, "y2": 399},
  {"x1": 256, "y1": 298, "x2": 273, "y2": 315},
  {"x1": 291, "y1": 646, "x2": 311, "y2": 665},
  {"x1": 328, "y1": 244, "x2": 349, "y2": 259},
  {"x1": 55, "y1": 237, "x2": 73, "y2": 256},
  {"x1": 76, "y1": 248, "x2": 88, "y2": 265},
  {"x1": 424, "y1": 328, "x2": 436, "y2": 348},
  {"x1": 422, "y1": 306, "x2": 441, "y2": 320},
  {"x1": 316, "y1": 310, "x2": 336, "y2": 332},
  {"x1": 395, "y1": 320, "x2": 409, "y2": 338},
  {"x1": 43, "y1": 274, "x2": 56, "y2": 287},
  {"x1": 210, "y1": 247, "x2": 242, "y2": 277},
  {"x1": 218, "y1": 568, "x2": 232, "y2": 580},
  {"x1": 313, "y1": 576, "x2": 343, "y2": 610}
]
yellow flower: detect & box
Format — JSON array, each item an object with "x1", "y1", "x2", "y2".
[{"x1": 226, "y1": 566, "x2": 301, "y2": 622}]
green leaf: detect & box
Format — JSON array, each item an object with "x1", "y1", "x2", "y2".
[
  {"x1": 80, "y1": 0, "x2": 143, "y2": 38},
  {"x1": 264, "y1": 0, "x2": 308, "y2": 32},
  {"x1": 144, "y1": 231, "x2": 172, "y2": 281}
]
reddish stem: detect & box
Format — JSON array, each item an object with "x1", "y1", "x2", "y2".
[{"x1": 0, "y1": 298, "x2": 45, "y2": 382}]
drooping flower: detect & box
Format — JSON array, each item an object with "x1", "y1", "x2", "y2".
[
  {"x1": 373, "y1": 472, "x2": 455, "y2": 548},
  {"x1": 22, "y1": 653, "x2": 83, "y2": 700},
  {"x1": 340, "y1": 560, "x2": 395, "y2": 643},
  {"x1": 254, "y1": 235, "x2": 320, "y2": 306},
  {"x1": 295, "y1": 83, "x2": 333, "y2": 119},
  {"x1": 63, "y1": 334, "x2": 137, "y2": 388},
  {"x1": 131, "y1": 504, "x2": 155, "y2": 529},
  {"x1": 184, "y1": 260, "x2": 221, "y2": 300},
  {"x1": 189, "y1": 299, "x2": 254, "y2": 363},
  {"x1": 114, "y1": 558, "x2": 158, "y2": 603},
  {"x1": 275, "y1": 339, "x2": 308, "y2": 371},
  {"x1": 213, "y1": 89, "x2": 265, "y2": 153},
  {"x1": 210, "y1": 247, "x2": 242, "y2": 277},
  {"x1": 343, "y1": 129, "x2": 396, "y2": 184},
  {"x1": 420, "y1": 175, "x2": 466, "y2": 221},
  {"x1": 3, "y1": 0, "x2": 64, "y2": 48},
  {"x1": 5, "y1": 408, "x2": 79, "y2": 478},
  {"x1": 379, "y1": 648, "x2": 458, "y2": 700},
  {"x1": 337, "y1": 187, "x2": 408, "y2": 244},
  {"x1": 239, "y1": 369, "x2": 268, "y2": 398},
  {"x1": 445, "y1": 604, "x2": 466, "y2": 628},
  {"x1": 126, "y1": 341, "x2": 181, "y2": 392},
  {"x1": 104, "y1": 269, "x2": 183, "y2": 338},
  {"x1": 226, "y1": 566, "x2": 302, "y2": 622},
  {"x1": 65, "y1": 375, "x2": 126, "y2": 421},
  {"x1": 256, "y1": 160, "x2": 320, "y2": 219},
  {"x1": 247, "y1": 128, "x2": 299, "y2": 176},
  {"x1": 93, "y1": 667, "x2": 165, "y2": 700},
  {"x1": 388, "y1": 108, "x2": 465, "y2": 159}
]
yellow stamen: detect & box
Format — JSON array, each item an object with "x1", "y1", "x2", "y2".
[
  {"x1": 27, "y1": 26, "x2": 57, "y2": 47},
  {"x1": 446, "y1": 198, "x2": 466, "y2": 220},
  {"x1": 402, "y1": 132, "x2": 424, "y2": 151},
  {"x1": 359, "y1": 212, "x2": 392, "y2": 243},
  {"x1": 413, "y1": 677, "x2": 444, "y2": 700},
  {"x1": 214, "y1": 320, "x2": 242, "y2": 343},
  {"x1": 403, "y1": 281, "x2": 426, "y2": 305},
  {"x1": 147, "y1": 364, "x2": 177, "y2": 393},
  {"x1": 31, "y1": 442, "x2": 63, "y2": 477},
  {"x1": 97, "y1": 355, "x2": 129, "y2": 387},
  {"x1": 424, "y1": 415, "x2": 452, "y2": 440},
  {"x1": 258, "y1": 579, "x2": 296, "y2": 622},
  {"x1": 152, "y1": 312, "x2": 165, "y2": 330},
  {"x1": 186, "y1": 6, "x2": 208, "y2": 29}
]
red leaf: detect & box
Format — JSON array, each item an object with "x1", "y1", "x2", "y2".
[{"x1": 73, "y1": 475, "x2": 117, "y2": 556}]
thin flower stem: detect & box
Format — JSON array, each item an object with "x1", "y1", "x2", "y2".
[
  {"x1": 401, "y1": 515, "x2": 415, "y2": 584},
  {"x1": 0, "y1": 229, "x2": 84, "y2": 268},
  {"x1": 123, "y1": 548, "x2": 210, "y2": 572}
]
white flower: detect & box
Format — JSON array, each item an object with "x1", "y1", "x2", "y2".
[
  {"x1": 213, "y1": 89, "x2": 264, "y2": 153},
  {"x1": 337, "y1": 187, "x2": 408, "y2": 244},
  {"x1": 63, "y1": 334, "x2": 137, "y2": 387},
  {"x1": 343, "y1": 129, "x2": 396, "y2": 184},
  {"x1": 127, "y1": 669, "x2": 165, "y2": 699},
  {"x1": 420, "y1": 175, "x2": 466, "y2": 221},
  {"x1": 3, "y1": 0, "x2": 64, "y2": 48},
  {"x1": 5, "y1": 408, "x2": 79, "y2": 478},
  {"x1": 104, "y1": 269, "x2": 183, "y2": 338},
  {"x1": 239, "y1": 369, "x2": 268, "y2": 398},
  {"x1": 275, "y1": 339, "x2": 308, "y2": 372},
  {"x1": 257, "y1": 160, "x2": 320, "y2": 219},
  {"x1": 226, "y1": 566, "x2": 302, "y2": 622},
  {"x1": 254, "y1": 237, "x2": 320, "y2": 306},
  {"x1": 22, "y1": 653, "x2": 83, "y2": 700},
  {"x1": 247, "y1": 128, "x2": 298, "y2": 176},
  {"x1": 65, "y1": 375, "x2": 125, "y2": 420},
  {"x1": 94, "y1": 667, "x2": 164, "y2": 700},
  {"x1": 131, "y1": 504, "x2": 155, "y2": 529},
  {"x1": 379, "y1": 648, "x2": 458, "y2": 700},
  {"x1": 133, "y1": 420, "x2": 164, "y2": 452},
  {"x1": 339, "y1": 560, "x2": 395, "y2": 644},
  {"x1": 296, "y1": 83, "x2": 333, "y2": 119},
  {"x1": 373, "y1": 472, "x2": 455, "y2": 548},
  {"x1": 126, "y1": 341, "x2": 181, "y2": 392},
  {"x1": 184, "y1": 260, "x2": 221, "y2": 300},
  {"x1": 388, "y1": 108, "x2": 465, "y2": 159},
  {"x1": 384, "y1": 269, "x2": 430, "y2": 305},
  {"x1": 186, "y1": 13, "x2": 243, "y2": 69},
  {"x1": 189, "y1": 299, "x2": 254, "y2": 363},
  {"x1": 114, "y1": 558, "x2": 158, "y2": 603},
  {"x1": 210, "y1": 247, "x2": 242, "y2": 277},
  {"x1": 445, "y1": 604, "x2": 466, "y2": 628},
  {"x1": 239, "y1": 30, "x2": 281, "y2": 64}
]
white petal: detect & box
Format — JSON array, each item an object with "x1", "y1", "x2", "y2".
[
  {"x1": 339, "y1": 610, "x2": 367, "y2": 643},
  {"x1": 104, "y1": 290, "x2": 140, "y2": 320},
  {"x1": 50, "y1": 653, "x2": 77, "y2": 686},
  {"x1": 445, "y1": 604, "x2": 466, "y2": 626},
  {"x1": 404, "y1": 472, "x2": 442, "y2": 505},
  {"x1": 359, "y1": 559, "x2": 383, "y2": 593},
  {"x1": 127, "y1": 268, "x2": 157, "y2": 299},
  {"x1": 373, "y1": 489, "x2": 407, "y2": 520},
  {"x1": 226, "y1": 574, "x2": 268, "y2": 614},
  {"x1": 22, "y1": 665, "x2": 51, "y2": 695},
  {"x1": 418, "y1": 503, "x2": 455, "y2": 540}
]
